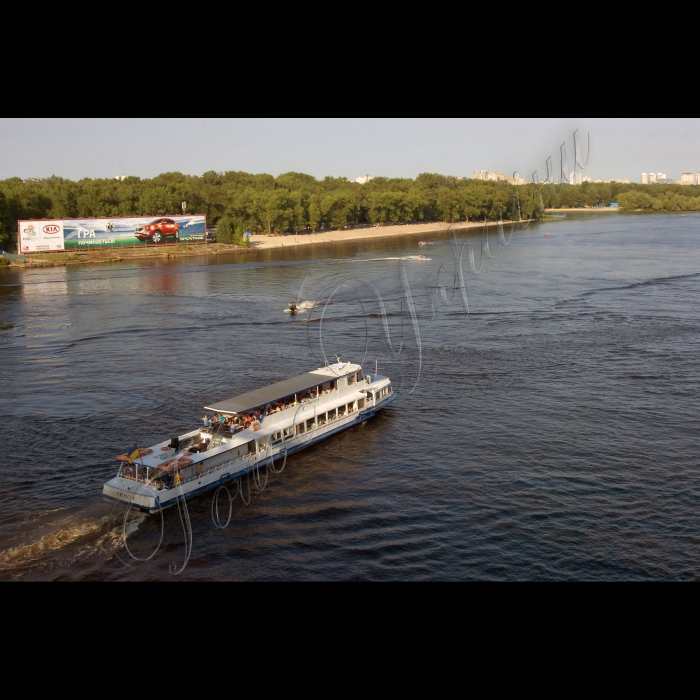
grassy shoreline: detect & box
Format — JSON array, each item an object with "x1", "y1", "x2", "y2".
[{"x1": 1, "y1": 243, "x2": 258, "y2": 268}]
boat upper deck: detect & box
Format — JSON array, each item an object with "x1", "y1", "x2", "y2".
[{"x1": 205, "y1": 362, "x2": 363, "y2": 415}]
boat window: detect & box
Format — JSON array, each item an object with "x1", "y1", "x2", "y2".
[
  {"x1": 306, "y1": 418, "x2": 315, "y2": 431},
  {"x1": 247, "y1": 440, "x2": 256, "y2": 454},
  {"x1": 296, "y1": 423, "x2": 305, "y2": 435},
  {"x1": 358, "y1": 398, "x2": 365, "y2": 409},
  {"x1": 283, "y1": 427, "x2": 294, "y2": 439},
  {"x1": 329, "y1": 408, "x2": 337, "y2": 421},
  {"x1": 348, "y1": 373, "x2": 356, "y2": 385}
]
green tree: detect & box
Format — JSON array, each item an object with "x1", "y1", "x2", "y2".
[
  {"x1": 289, "y1": 191, "x2": 309, "y2": 232},
  {"x1": 216, "y1": 216, "x2": 247, "y2": 245},
  {"x1": 0, "y1": 190, "x2": 8, "y2": 249},
  {"x1": 322, "y1": 191, "x2": 359, "y2": 230},
  {"x1": 308, "y1": 195, "x2": 322, "y2": 232},
  {"x1": 253, "y1": 190, "x2": 291, "y2": 234},
  {"x1": 616, "y1": 192, "x2": 639, "y2": 210}
]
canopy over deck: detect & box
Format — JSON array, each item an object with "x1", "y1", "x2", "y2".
[{"x1": 204, "y1": 364, "x2": 361, "y2": 415}]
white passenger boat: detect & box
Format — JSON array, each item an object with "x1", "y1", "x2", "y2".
[{"x1": 103, "y1": 362, "x2": 396, "y2": 514}]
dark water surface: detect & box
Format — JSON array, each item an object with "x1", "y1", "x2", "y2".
[{"x1": 1, "y1": 213, "x2": 699, "y2": 581}]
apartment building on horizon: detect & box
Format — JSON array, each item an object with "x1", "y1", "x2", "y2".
[
  {"x1": 474, "y1": 171, "x2": 528, "y2": 185},
  {"x1": 641, "y1": 172, "x2": 680, "y2": 184}
]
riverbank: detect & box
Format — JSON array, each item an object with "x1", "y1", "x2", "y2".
[
  {"x1": 2, "y1": 220, "x2": 528, "y2": 266},
  {"x1": 249, "y1": 219, "x2": 515, "y2": 251},
  {"x1": 1, "y1": 243, "x2": 257, "y2": 268},
  {"x1": 545, "y1": 207, "x2": 621, "y2": 213}
]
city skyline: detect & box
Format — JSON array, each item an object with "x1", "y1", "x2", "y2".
[{"x1": 1, "y1": 118, "x2": 700, "y2": 183}]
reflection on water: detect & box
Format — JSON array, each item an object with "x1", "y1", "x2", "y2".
[{"x1": 1, "y1": 214, "x2": 700, "y2": 580}]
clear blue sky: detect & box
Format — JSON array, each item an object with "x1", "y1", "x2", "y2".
[{"x1": 1, "y1": 118, "x2": 698, "y2": 183}]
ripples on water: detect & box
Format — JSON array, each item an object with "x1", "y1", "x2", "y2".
[{"x1": 1, "y1": 214, "x2": 699, "y2": 580}]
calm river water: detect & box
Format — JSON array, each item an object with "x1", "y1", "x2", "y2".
[{"x1": 1, "y1": 213, "x2": 699, "y2": 581}]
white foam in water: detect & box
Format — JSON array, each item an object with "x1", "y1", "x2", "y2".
[
  {"x1": 0, "y1": 515, "x2": 109, "y2": 570},
  {"x1": 284, "y1": 300, "x2": 324, "y2": 314}
]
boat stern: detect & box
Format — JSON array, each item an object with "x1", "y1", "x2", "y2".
[{"x1": 103, "y1": 477, "x2": 162, "y2": 513}]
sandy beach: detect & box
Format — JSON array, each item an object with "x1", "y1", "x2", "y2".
[
  {"x1": 249, "y1": 220, "x2": 509, "y2": 251},
  {"x1": 545, "y1": 207, "x2": 621, "y2": 213}
]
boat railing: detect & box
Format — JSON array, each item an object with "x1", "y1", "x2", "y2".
[
  {"x1": 118, "y1": 472, "x2": 168, "y2": 490},
  {"x1": 180, "y1": 451, "x2": 260, "y2": 487}
]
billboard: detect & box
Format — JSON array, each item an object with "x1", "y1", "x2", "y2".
[{"x1": 18, "y1": 216, "x2": 206, "y2": 253}]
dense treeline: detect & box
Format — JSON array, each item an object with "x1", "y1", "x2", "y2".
[
  {"x1": 0, "y1": 172, "x2": 527, "y2": 249},
  {"x1": 2, "y1": 172, "x2": 700, "y2": 250},
  {"x1": 543, "y1": 180, "x2": 700, "y2": 211}
]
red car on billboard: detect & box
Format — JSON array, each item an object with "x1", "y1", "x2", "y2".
[{"x1": 135, "y1": 218, "x2": 180, "y2": 244}]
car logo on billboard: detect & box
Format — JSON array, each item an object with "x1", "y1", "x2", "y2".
[{"x1": 43, "y1": 224, "x2": 61, "y2": 234}]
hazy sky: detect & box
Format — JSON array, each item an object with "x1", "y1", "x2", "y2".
[{"x1": 1, "y1": 118, "x2": 698, "y2": 183}]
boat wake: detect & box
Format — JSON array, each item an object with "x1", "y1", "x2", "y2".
[
  {"x1": 0, "y1": 506, "x2": 146, "y2": 576},
  {"x1": 284, "y1": 300, "x2": 322, "y2": 314}
]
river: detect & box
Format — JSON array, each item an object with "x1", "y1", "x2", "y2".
[{"x1": 1, "y1": 213, "x2": 698, "y2": 580}]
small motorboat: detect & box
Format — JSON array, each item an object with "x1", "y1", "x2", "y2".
[{"x1": 419, "y1": 241, "x2": 427, "y2": 247}]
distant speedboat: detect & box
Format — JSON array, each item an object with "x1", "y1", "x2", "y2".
[{"x1": 419, "y1": 241, "x2": 427, "y2": 247}]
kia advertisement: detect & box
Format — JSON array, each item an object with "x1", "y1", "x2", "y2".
[
  {"x1": 18, "y1": 221, "x2": 66, "y2": 253},
  {"x1": 18, "y1": 216, "x2": 206, "y2": 253}
]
